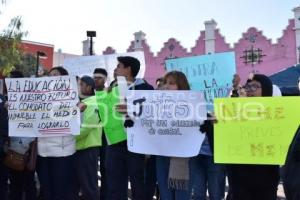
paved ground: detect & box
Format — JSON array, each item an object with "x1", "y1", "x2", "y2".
[{"x1": 97, "y1": 164, "x2": 287, "y2": 200}]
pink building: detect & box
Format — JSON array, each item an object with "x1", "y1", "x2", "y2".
[{"x1": 102, "y1": 5, "x2": 300, "y2": 86}]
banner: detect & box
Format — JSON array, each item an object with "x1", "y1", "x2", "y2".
[
  {"x1": 214, "y1": 97, "x2": 300, "y2": 165},
  {"x1": 64, "y1": 51, "x2": 146, "y2": 83},
  {"x1": 165, "y1": 52, "x2": 236, "y2": 110},
  {"x1": 6, "y1": 76, "x2": 80, "y2": 137},
  {"x1": 126, "y1": 90, "x2": 207, "y2": 157}
]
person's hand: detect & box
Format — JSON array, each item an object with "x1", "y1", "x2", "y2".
[
  {"x1": 77, "y1": 102, "x2": 87, "y2": 112},
  {"x1": 199, "y1": 113, "x2": 217, "y2": 134},
  {"x1": 208, "y1": 112, "x2": 218, "y2": 124},
  {"x1": 115, "y1": 104, "x2": 127, "y2": 115}
]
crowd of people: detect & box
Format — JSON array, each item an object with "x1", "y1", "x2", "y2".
[{"x1": 0, "y1": 55, "x2": 299, "y2": 200}]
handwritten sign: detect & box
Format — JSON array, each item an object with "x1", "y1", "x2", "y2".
[
  {"x1": 96, "y1": 86, "x2": 127, "y2": 145},
  {"x1": 165, "y1": 52, "x2": 236, "y2": 110},
  {"x1": 126, "y1": 90, "x2": 207, "y2": 157},
  {"x1": 5, "y1": 76, "x2": 80, "y2": 137},
  {"x1": 64, "y1": 51, "x2": 146, "y2": 83},
  {"x1": 214, "y1": 97, "x2": 300, "y2": 165}
]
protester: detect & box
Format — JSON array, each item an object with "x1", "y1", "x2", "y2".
[
  {"x1": 227, "y1": 74, "x2": 279, "y2": 200},
  {"x1": 156, "y1": 77, "x2": 165, "y2": 89},
  {"x1": 190, "y1": 116, "x2": 225, "y2": 199},
  {"x1": 282, "y1": 81, "x2": 300, "y2": 200},
  {"x1": 93, "y1": 68, "x2": 108, "y2": 200},
  {"x1": 73, "y1": 76, "x2": 101, "y2": 200},
  {"x1": 93, "y1": 68, "x2": 107, "y2": 91},
  {"x1": 36, "y1": 66, "x2": 76, "y2": 200},
  {"x1": 155, "y1": 71, "x2": 191, "y2": 200},
  {"x1": 106, "y1": 56, "x2": 154, "y2": 200},
  {"x1": 143, "y1": 77, "x2": 167, "y2": 200},
  {"x1": 230, "y1": 74, "x2": 242, "y2": 97},
  {"x1": 0, "y1": 86, "x2": 8, "y2": 200},
  {"x1": 282, "y1": 126, "x2": 300, "y2": 200},
  {"x1": 6, "y1": 70, "x2": 37, "y2": 200}
]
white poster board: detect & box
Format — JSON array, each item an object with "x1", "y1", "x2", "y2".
[
  {"x1": 64, "y1": 51, "x2": 146, "y2": 84},
  {"x1": 5, "y1": 76, "x2": 80, "y2": 137},
  {"x1": 126, "y1": 90, "x2": 207, "y2": 157}
]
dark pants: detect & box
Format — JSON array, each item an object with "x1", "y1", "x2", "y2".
[
  {"x1": 36, "y1": 155, "x2": 74, "y2": 200},
  {"x1": 9, "y1": 169, "x2": 37, "y2": 200},
  {"x1": 144, "y1": 155, "x2": 157, "y2": 200},
  {"x1": 105, "y1": 141, "x2": 146, "y2": 200},
  {"x1": 0, "y1": 152, "x2": 8, "y2": 200},
  {"x1": 99, "y1": 133, "x2": 107, "y2": 200},
  {"x1": 282, "y1": 127, "x2": 300, "y2": 200},
  {"x1": 228, "y1": 165, "x2": 279, "y2": 200},
  {"x1": 73, "y1": 147, "x2": 99, "y2": 200},
  {"x1": 231, "y1": 186, "x2": 277, "y2": 200}
]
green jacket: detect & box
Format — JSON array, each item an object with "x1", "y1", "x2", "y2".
[
  {"x1": 76, "y1": 96, "x2": 102, "y2": 150},
  {"x1": 96, "y1": 87, "x2": 127, "y2": 145}
]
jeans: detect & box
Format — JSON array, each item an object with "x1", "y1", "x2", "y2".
[
  {"x1": 105, "y1": 141, "x2": 146, "y2": 200},
  {"x1": 73, "y1": 147, "x2": 99, "y2": 200},
  {"x1": 189, "y1": 154, "x2": 225, "y2": 200},
  {"x1": 156, "y1": 156, "x2": 190, "y2": 200},
  {"x1": 36, "y1": 155, "x2": 74, "y2": 200},
  {"x1": 9, "y1": 169, "x2": 37, "y2": 200}
]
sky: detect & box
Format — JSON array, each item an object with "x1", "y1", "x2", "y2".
[{"x1": 1, "y1": 0, "x2": 299, "y2": 55}]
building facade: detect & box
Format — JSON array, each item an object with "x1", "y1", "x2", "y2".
[
  {"x1": 101, "y1": 5, "x2": 300, "y2": 86},
  {"x1": 21, "y1": 40, "x2": 54, "y2": 71}
]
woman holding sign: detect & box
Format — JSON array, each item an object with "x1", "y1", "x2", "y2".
[
  {"x1": 155, "y1": 71, "x2": 191, "y2": 200},
  {"x1": 228, "y1": 74, "x2": 279, "y2": 200},
  {"x1": 36, "y1": 67, "x2": 76, "y2": 200}
]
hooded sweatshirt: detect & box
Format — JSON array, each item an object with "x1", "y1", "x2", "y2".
[{"x1": 229, "y1": 74, "x2": 279, "y2": 192}]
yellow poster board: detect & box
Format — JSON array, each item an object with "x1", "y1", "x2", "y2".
[{"x1": 214, "y1": 97, "x2": 300, "y2": 165}]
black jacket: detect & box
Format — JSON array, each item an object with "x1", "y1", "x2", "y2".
[
  {"x1": 128, "y1": 79, "x2": 154, "y2": 91},
  {"x1": 0, "y1": 94, "x2": 8, "y2": 158},
  {"x1": 200, "y1": 113, "x2": 214, "y2": 154}
]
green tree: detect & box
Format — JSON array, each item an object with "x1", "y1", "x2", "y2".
[{"x1": 0, "y1": 16, "x2": 27, "y2": 75}]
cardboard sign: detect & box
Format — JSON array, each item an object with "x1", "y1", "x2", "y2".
[
  {"x1": 126, "y1": 90, "x2": 207, "y2": 157},
  {"x1": 214, "y1": 97, "x2": 300, "y2": 165},
  {"x1": 6, "y1": 76, "x2": 80, "y2": 137},
  {"x1": 165, "y1": 52, "x2": 236, "y2": 110}
]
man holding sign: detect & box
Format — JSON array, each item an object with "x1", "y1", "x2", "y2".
[{"x1": 97, "y1": 56, "x2": 153, "y2": 200}]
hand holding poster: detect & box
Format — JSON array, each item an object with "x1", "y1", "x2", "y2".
[
  {"x1": 126, "y1": 90, "x2": 207, "y2": 157},
  {"x1": 5, "y1": 76, "x2": 80, "y2": 137},
  {"x1": 214, "y1": 97, "x2": 300, "y2": 165},
  {"x1": 165, "y1": 52, "x2": 236, "y2": 110}
]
